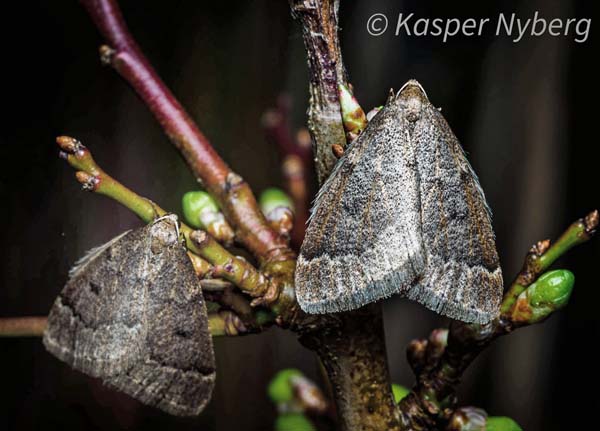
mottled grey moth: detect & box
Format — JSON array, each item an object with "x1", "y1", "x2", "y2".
[
  {"x1": 296, "y1": 80, "x2": 503, "y2": 324},
  {"x1": 43, "y1": 215, "x2": 216, "y2": 416}
]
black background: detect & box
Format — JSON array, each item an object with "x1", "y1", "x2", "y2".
[{"x1": 0, "y1": 1, "x2": 597, "y2": 430}]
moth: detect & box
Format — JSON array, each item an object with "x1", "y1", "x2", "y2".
[
  {"x1": 296, "y1": 80, "x2": 503, "y2": 324},
  {"x1": 43, "y1": 215, "x2": 216, "y2": 416}
]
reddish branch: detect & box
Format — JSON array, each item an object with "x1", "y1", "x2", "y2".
[{"x1": 82, "y1": 0, "x2": 293, "y2": 266}]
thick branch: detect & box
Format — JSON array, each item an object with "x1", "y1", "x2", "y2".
[
  {"x1": 299, "y1": 305, "x2": 401, "y2": 431},
  {"x1": 81, "y1": 0, "x2": 293, "y2": 265},
  {"x1": 290, "y1": 0, "x2": 349, "y2": 183}
]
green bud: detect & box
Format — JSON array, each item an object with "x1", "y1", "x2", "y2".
[
  {"x1": 366, "y1": 106, "x2": 383, "y2": 121},
  {"x1": 182, "y1": 191, "x2": 220, "y2": 229},
  {"x1": 511, "y1": 269, "x2": 575, "y2": 324},
  {"x1": 338, "y1": 84, "x2": 367, "y2": 137},
  {"x1": 486, "y1": 416, "x2": 523, "y2": 431},
  {"x1": 260, "y1": 188, "x2": 294, "y2": 215},
  {"x1": 268, "y1": 368, "x2": 303, "y2": 404},
  {"x1": 391, "y1": 384, "x2": 410, "y2": 403},
  {"x1": 274, "y1": 413, "x2": 315, "y2": 431},
  {"x1": 255, "y1": 309, "x2": 276, "y2": 327}
]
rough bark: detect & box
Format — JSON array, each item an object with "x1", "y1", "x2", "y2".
[{"x1": 299, "y1": 306, "x2": 401, "y2": 431}]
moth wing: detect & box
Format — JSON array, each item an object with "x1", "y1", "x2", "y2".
[
  {"x1": 411, "y1": 105, "x2": 503, "y2": 323},
  {"x1": 106, "y1": 217, "x2": 216, "y2": 416},
  {"x1": 296, "y1": 106, "x2": 426, "y2": 313},
  {"x1": 43, "y1": 227, "x2": 149, "y2": 377}
]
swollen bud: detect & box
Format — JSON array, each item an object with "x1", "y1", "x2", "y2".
[
  {"x1": 274, "y1": 413, "x2": 316, "y2": 431},
  {"x1": 486, "y1": 416, "x2": 523, "y2": 431},
  {"x1": 338, "y1": 83, "x2": 367, "y2": 141},
  {"x1": 391, "y1": 383, "x2": 410, "y2": 403},
  {"x1": 182, "y1": 191, "x2": 234, "y2": 244},
  {"x1": 366, "y1": 106, "x2": 383, "y2": 121},
  {"x1": 260, "y1": 188, "x2": 294, "y2": 236},
  {"x1": 511, "y1": 269, "x2": 575, "y2": 324},
  {"x1": 267, "y1": 368, "x2": 303, "y2": 404},
  {"x1": 260, "y1": 188, "x2": 293, "y2": 214},
  {"x1": 447, "y1": 407, "x2": 487, "y2": 431}
]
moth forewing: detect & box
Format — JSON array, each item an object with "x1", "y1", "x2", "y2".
[
  {"x1": 296, "y1": 96, "x2": 426, "y2": 314},
  {"x1": 296, "y1": 80, "x2": 503, "y2": 324},
  {"x1": 43, "y1": 215, "x2": 216, "y2": 416},
  {"x1": 410, "y1": 98, "x2": 502, "y2": 323}
]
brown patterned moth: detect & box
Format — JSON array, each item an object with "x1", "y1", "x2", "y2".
[
  {"x1": 296, "y1": 80, "x2": 503, "y2": 324},
  {"x1": 43, "y1": 215, "x2": 216, "y2": 416}
]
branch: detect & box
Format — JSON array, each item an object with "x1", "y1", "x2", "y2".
[
  {"x1": 0, "y1": 315, "x2": 246, "y2": 338},
  {"x1": 289, "y1": 0, "x2": 348, "y2": 183},
  {"x1": 81, "y1": 0, "x2": 293, "y2": 266},
  {"x1": 262, "y1": 97, "x2": 312, "y2": 248},
  {"x1": 204, "y1": 285, "x2": 276, "y2": 334},
  {"x1": 501, "y1": 210, "x2": 598, "y2": 314},
  {"x1": 0, "y1": 317, "x2": 47, "y2": 337},
  {"x1": 399, "y1": 210, "x2": 599, "y2": 430},
  {"x1": 56, "y1": 136, "x2": 273, "y2": 302}
]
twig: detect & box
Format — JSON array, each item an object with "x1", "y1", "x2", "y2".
[
  {"x1": 289, "y1": 0, "x2": 349, "y2": 183},
  {"x1": 57, "y1": 136, "x2": 272, "y2": 300},
  {"x1": 399, "y1": 210, "x2": 599, "y2": 429},
  {"x1": 81, "y1": 0, "x2": 293, "y2": 266},
  {"x1": 0, "y1": 317, "x2": 47, "y2": 337},
  {"x1": 262, "y1": 97, "x2": 312, "y2": 247},
  {"x1": 0, "y1": 315, "x2": 243, "y2": 338},
  {"x1": 501, "y1": 210, "x2": 598, "y2": 314},
  {"x1": 204, "y1": 286, "x2": 276, "y2": 333},
  {"x1": 208, "y1": 311, "x2": 250, "y2": 337}
]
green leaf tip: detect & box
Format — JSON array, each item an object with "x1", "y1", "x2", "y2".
[
  {"x1": 268, "y1": 368, "x2": 303, "y2": 404},
  {"x1": 274, "y1": 413, "x2": 316, "y2": 431},
  {"x1": 260, "y1": 188, "x2": 294, "y2": 215},
  {"x1": 486, "y1": 416, "x2": 523, "y2": 431},
  {"x1": 511, "y1": 269, "x2": 575, "y2": 324},
  {"x1": 182, "y1": 191, "x2": 220, "y2": 229},
  {"x1": 338, "y1": 83, "x2": 367, "y2": 137},
  {"x1": 391, "y1": 383, "x2": 410, "y2": 403}
]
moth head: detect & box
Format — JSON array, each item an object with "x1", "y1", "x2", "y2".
[
  {"x1": 396, "y1": 79, "x2": 429, "y2": 122},
  {"x1": 150, "y1": 214, "x2": 180, "y2": 253}
]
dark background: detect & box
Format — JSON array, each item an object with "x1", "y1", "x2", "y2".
[{"x1": 0, "y1": 0, "x2": 597, "y2": 430}]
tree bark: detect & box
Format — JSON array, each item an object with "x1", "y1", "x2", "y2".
[{"x1": 299, "y1": 305, "x2": 401, "y2": 431}]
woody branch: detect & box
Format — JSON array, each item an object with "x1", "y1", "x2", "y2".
[
  {"x1": 289, "y1": 2, "x2": 404, "y2": 430},
  {"x1": 81, "y1": 0, "x2": 294, "y2": 269},
  {"x1": 289, "y1": 0, "x2": 349, "y2": 184}
]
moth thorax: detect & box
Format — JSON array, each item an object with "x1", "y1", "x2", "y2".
[
  {"x1": 150, "y1": 224, "x2": 178, "y2": 253},
  {"x1": 397, "y1": 80, "x2": 429, "y2": 123}
]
